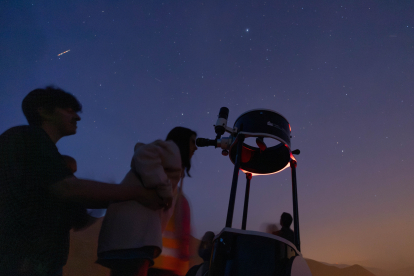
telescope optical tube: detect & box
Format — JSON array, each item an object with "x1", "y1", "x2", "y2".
[{"x1": 215, "y1": 107, "x2": 229, "y2": 139}]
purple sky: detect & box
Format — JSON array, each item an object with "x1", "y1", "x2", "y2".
[{"x1": 1, "y1": 0, "x2": 414, "y2": 270}]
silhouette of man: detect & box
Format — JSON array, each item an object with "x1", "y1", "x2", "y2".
[
  {"x1": 274, "y1": 212, "x2": 294, "y2": 244},
  {"x1": 0, "y1": 86, "x2": 164, "y2": 276}
]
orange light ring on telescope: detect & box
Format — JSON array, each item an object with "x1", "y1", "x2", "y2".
[
  {"x1": 229, "y1": 138, "x2": 293, "y2": 175},
  {"x1": 241, "y1": 144, "x2": 296, "y2": 176}
]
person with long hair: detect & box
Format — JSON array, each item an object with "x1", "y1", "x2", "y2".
[{"x1": 97, "y1": 127, "x2": 197, "y2": 276}]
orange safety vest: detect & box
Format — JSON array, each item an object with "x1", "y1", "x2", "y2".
[{"x1": 152, "y1": 193, "x2": 191, "y2": 275}]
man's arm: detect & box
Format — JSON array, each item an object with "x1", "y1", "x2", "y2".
[{"x1": 50, "y1": 176, "x2": 165, "y2": 210}]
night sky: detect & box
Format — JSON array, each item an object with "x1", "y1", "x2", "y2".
[{"x1": 1, "y1": 0, "x2": 414, "y2": 271}]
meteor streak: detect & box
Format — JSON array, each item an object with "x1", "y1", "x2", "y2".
[{"x1": 57, "y1": 50, "x2": 70, "y2": 56}]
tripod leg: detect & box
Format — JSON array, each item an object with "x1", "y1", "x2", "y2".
[
  {"x1": 290, "y1": 159, "x2": 301, "y2": 252},
  {"x1": 241, "y1": 173, "x2": 252, "y2": 230},
  {"x1": 225, "y1": 134, "x2": 245, "y2": 228}
]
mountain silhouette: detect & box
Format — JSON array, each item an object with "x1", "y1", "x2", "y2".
[
  {"x1": 364, "y1": 265, "x2": 414, "y2": 276},
  {"x1": 306, "y1": 259, "x2": 375, "y2": 276}
]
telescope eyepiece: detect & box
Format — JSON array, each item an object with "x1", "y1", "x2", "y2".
[{"x1": 196, "y1": 138, "x2": 217, "y2": 147}]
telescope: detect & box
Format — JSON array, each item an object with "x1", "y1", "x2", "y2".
[{"x1": 197, "y1": 107, "x2": 312, "y2": 276}]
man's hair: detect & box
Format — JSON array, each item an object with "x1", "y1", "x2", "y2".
[
  {"x1": 280, "y1": 212, "x2": 293, "y2": 227},
  {"x1": 22, "y1": 86, "x2": 82, "y2": 126},
  {"x1": 166, "y1": 126, "x2": 197, "y2": 177}
]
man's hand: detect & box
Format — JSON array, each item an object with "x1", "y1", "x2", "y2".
[{"x1": 135, "y1": 186, "x2": 166, "y2": 211}]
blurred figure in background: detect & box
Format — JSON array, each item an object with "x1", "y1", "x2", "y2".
[
  {"x1": 185, "y1": 231, "x2": 215, "y2": 276},
  {"x1": 265, "y1": 223, "x2": 279, "y2": 235},
  {"x1": 274, "y1": 212, "x2": 294, "y2": 244}
]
